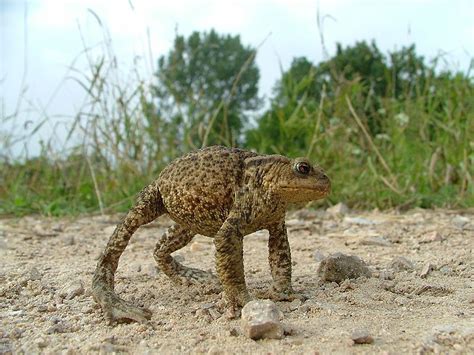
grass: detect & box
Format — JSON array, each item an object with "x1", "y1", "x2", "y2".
[{"x1": 1, "y1": 31, "x2": 473, "y2": 216}]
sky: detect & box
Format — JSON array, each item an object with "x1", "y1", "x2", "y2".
[{"x1": 1, "y1": 0, "x2": 473, "y2": 155}]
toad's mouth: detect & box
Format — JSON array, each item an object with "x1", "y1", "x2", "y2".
[{"x1": 280, "y1": 185, "x2": 331, "y2": 194}]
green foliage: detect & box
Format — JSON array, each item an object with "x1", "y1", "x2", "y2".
[
  {"x1": 152, "y1": 29, "x2": 261, "y2": 148},
  {"x1": 1, "y1": 33, "x2": 472, "y2": 216},
  {"x1": 247, "y1": 42, "x2": 474, "y2": 209}
]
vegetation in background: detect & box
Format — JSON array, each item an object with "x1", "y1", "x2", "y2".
[
  {"x1": 150, "y1": 29, "x2": 261, "y2": 150},
  {"x1": 247, "y1": 41, "x2": 473, "y2": 208},
  {"x1": 1, "y1": 30, "x2": 473, "y2": 216}
]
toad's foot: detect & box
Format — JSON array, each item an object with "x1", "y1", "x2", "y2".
[
  {"x1": 94, "y1": 290, "x2": 152, "y2": 324},
  {"x1": 266, "y1": 286, "x2": 308, "y2": 302},
  {"x1": 222, "y1": 290, "x2": 251, "y2": 319}
]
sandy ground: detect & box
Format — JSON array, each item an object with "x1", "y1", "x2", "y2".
[{"x1": 1, "y1": 207, "x2": 473, "y2": 354}]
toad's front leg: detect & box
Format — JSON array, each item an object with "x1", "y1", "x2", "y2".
[
  {"x1": 214, "y1": 213, "x2": 250, "y2": 318},
  {"x1": 266, "y1": 221, "x2": 301, "y2": 301}
]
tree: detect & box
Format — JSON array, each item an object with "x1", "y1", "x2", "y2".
[
  {"x1": 328, "y1": 41, "x2": 388, "y2": 97},
  {"x1": 387, "y1": 44, "x2": 429, "y2": 99},
  {"x1": 151, "y1": 29, "x2": 261, "y2": 148},
  {"x1": 271, "y1": 41, "x2": 387, "y2": 104},
  {"x1": 247, "y1": 41, "x2": 440, "y2": 153}
]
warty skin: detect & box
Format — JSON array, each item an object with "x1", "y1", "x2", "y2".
[{"x1": 92, "y1": 146, "x2": 331, "y2": 323}]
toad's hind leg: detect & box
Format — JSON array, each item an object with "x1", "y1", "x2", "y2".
[
  {"x1": 92, "y1": 182, "x2": 164, "y2": 324},
  {"x1": 154, "y1": 224, "x2": 219, "y2": 288}
]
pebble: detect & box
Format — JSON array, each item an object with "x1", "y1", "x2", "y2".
[
  {"x1": 33, "y1": 225, "x2": 58, "y2": 237},
  {"x1": 7, "y1": 310, "x2": 25, "y2": 317},
  {"x1": 208, "y1": 308, "x2": 221, "y2": 320},
  {"x1": 343, "y1": 216, "x2": 379, "y2": 225},
  {"x1": 390, "y1": 256, "x2": 415, "y2": 271},
  {"x1": 46, "y1": 322, "x2": 74, "y2": 334},
  {"x1": 98, "y1": 343, "x2": 128, "y2": 354},
  {"x1": 81, "y1": 305, "x2": 95, "y2": 314},
  {"x1": 35, "y1": 337, "x2": 48, "y2": 348},
  {"x1": 51, "y1": 223, "x2": 64, "y2": 232},
  {"x1": 452, "y1": 215, "x2": 469, "y2": 229},
  {"x1": 359, "y1": 236, "x2": 392, "y2": 247},
  {"x1": 59, "y1": 280, "x2": 84, "y2": 300},
  {"x1": 351, "y1": 329, "x2": 374, "y2": 344},
  {"x1": 317, "y1": 253, "x2": 372, "y2": 283},
  {"x1": 439, "y1": 265, "x2": 451, "y2": 274},
  {"x1": 394, "y1": 296, "x2": 407, "y2": 306},
  {"x1": 291, "y1": 209, "x2": 321, "y2": 220},
  {"x1": 326, "y1": 203, "x2": 349, "y2": 216},
  {"x1": 420, "y1": 262, "x2": 435, "y2": 278},
  {"x1": 287, "y1": 337, "x2": 304, "y2": 346},
  {"x1": 379, "y1": 271, "x2": 395, "y2": 280},
  {"x1": 299, "y1": 304, "x2": 311, "y2": 313},
  {"x1": 37, "y1": 304, "x2": 48, "y2": 312},
  {"x1": 207, "y1": 346, "x2": 225, "y2": 355},
  {"x1": 29, "y1": 267, "x2": 42, "y2": 281},
  {"x1": 195, "y1": 309, "x2": 213, "y2": 323},
  {"x1": 420, "y1": 231, "x2": 444, "y2": 243},
  {"x1": 289, "y1": 299, "x2": 302, "y2": 311},
  {"x1": 9, "y1": 327, "x2": 24, "y2": 339},
  {"x1": 286, "y1": 219, "x2": 307, "y2": 228},
  {"x1": 241, "y1": 300, "x2": 283, "y2": 340},
  {"x1": 339, "y1": 279, "x2": 355, "y2": 291},
  {"x1": 200, "y1": 302, "x2": 215, "y2": 310},
  {"x1": 228, "y1": 328, "x2": 239, "y2": 337}
]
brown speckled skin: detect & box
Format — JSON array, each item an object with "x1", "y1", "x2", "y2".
[{"x1": 92, "y1": 146, "x2": 330, "y2": 323}]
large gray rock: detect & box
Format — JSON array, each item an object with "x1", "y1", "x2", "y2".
[
  {"x1": 318, "y1": 252, "x2": 372, "y2": 283},
  {"x1": 241, "y1": 300, "x2": 283, "y2": 340}
]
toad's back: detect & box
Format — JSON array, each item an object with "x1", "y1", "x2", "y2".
[{"x1": 158, "y1": 146, "x2": 258, "y2": 235}]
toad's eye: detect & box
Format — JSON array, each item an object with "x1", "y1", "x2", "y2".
[{"x1": 295, "y1": 162, "x2": 311, "y2": 175}]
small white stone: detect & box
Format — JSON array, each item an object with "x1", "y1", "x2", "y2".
[
  {"x1": 420, "y1": 262, "x2": 435, "y2": 278},
  {"x1": 29, "y1": 267, "x2": 42, "y2": 281},
  {"x1": 35, "y1": 337, "x2": 48, "y2": 348},
  {"x1": 343, "y1": 216, "x2": 379, "y2": 225},
  {"x1": 289, "y1": 299, "x2": 302, "y2": 311},
  {"x1": 452, "y1": 215, "x2": 469, "y2": 229},
  {"x1": 420, "y1": 231, "x2": 444, "y2": 243},
  {"x1": 241, "y1": 300, "x2": 283, "y2": 340},
  {"x1": 326, "y1": 203, "x2": 349, "y2": 216},
  {"x1": 358, "y1": 236, "x2": 392, "y2": 247}
]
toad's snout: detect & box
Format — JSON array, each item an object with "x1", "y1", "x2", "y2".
[{"x1": 315, "y1": 168, "x2": 331, "y2": 194}]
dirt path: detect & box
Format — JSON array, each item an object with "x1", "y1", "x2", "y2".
[{"x1": 1, "y1": 208, "x2": 473, "y2": 354}]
